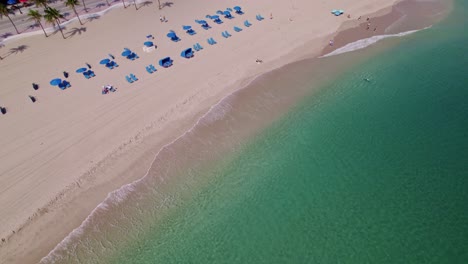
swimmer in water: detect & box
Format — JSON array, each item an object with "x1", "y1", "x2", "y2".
[{"x1": 364, "y1": 78, "x2": 371, "y2": 82}]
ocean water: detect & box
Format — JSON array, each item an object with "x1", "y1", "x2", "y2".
[{"x1": 42, "y1": 0, "x2": 467, "y2": 263}]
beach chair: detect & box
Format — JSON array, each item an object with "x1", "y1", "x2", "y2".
[
  {"x1": 150, "y1": 64, "x2": 157, "y2": 72},
  {"x1": 187, "y1": 29, "x2": 196, "y2": 35},
  {"x1": 197, "y1": 43, "x2": 203, "y2": 50},
  {"x1": 181, "y1": 48, "x2": 194, "y2": 59},
  {"x1": 234, "y1": 6, "x2": 244, "y2": 15},
  {"x1": 224, "y1": 11, "x2": 233, "y2": 19},
  {"x1": 130, "y1": 74, "x2": 138, "y2": 81},
  {"x1": 193, "y1": 44, "x2": 200, "y2": 51},
  {"x1": 88, "y1": 70, "x2": 96, "y2": 77},
  {"x1": 222, "y1": 31, "x2": 229, "y2": 38},
  {"x1": 256, "y1": 14, "x2": 264, "y2": 21},
  {"x1": 106, "y1": 62, "x2": 114, "y2": 69},
  {"x1": 159, "y1": 57, "x2": 173, "y2": 68},
  {"x1": 213, "y1": 18, "x2": 223, "y2": 24},
  {"x1": 83, "y1": 72, "x2": 91, "y2": 79},
  {"x1": 146, "y1": 66, "x2": 153, "y2": 74},
  {"x1": 126, "y1": 75, "x2": 134, "y2": 83},
  {"x1": 244, "y1": 20, "x2": 252, "y2": 27},
  {"x1": 111, "y1": 61, "x2": 119, "y2": 67},
  {"x1": 234, "y1": 26, "x2": 243, "y2": 32},
  {"x1": 210, "y1": 38, "x2": 217, "y2": 44},
  {"x1": 225, "y1": 31, "x2": 232, "y2": 37}
]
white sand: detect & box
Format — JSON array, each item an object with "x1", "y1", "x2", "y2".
[{"x1": 0, "y1": 0, "x2": 399, "y2": 262}]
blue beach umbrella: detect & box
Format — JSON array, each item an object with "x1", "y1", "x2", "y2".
[
  {"x1": 216, "y1": 10, "x2": 224, "y2": 15},
  {"x1": 100, "y1": 58, "x2": 110, "y2": 65},
  {"x1": 226, "y1": 8, "x2": 233, "y2": 12},
  {"x1": 211, "y1": 15, "x2": 219, "y2": 19},
  {"x1": 50, "y1": 78, "x2": 62, "y2": 86},
  {"x1": 76, "y1": 67, "x2": 87, "y2": 73},
  {"x1": 182, "y1": 25, "x2": 192, "y2": 30},
  {"x1": 167, "y1": 32, "x2": 176, "y2": 38},
  {"x1": 196, "y1": 20, "x2": 207, "y2": 24},
  {"x1": 233, "y1": 6, "x2": 241, "y2": 11},
  {"x1": 7, "y1": 0, "x2": 17, "y2": 5},
  {"x1": 205, "y1": 15, "x2": 212, "y2": 19},
  {"x1": 223, "y1": 11, "x2": 231, "y2": 16},
  {"x1": 144, "y1": 41, "x2": 153, "y2": 47},
  {"x1": 121, "y1": 50, "x2": 131, "y2": 56}
]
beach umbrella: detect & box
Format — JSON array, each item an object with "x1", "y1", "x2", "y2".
[
  {"x1": 196, "y1": 20, "x2": 207, "y2": 24},
  {"x1": 205, "y1": 15, "x2": 212, "y2": 19},
  {"x1": 167, "y1": 32, "x2": 176, "y2": 38},
  {"x1": 233, "y1": 6, "x2": 241, "y2": 11},
  {"x1": 121, "y1": 50, "x2": 131, "y2": 56},
  {"x1": 211, "y1": 15, "x2": 219, "y2": 19},
  {"x1": 19, "y1": 0, "x2": 28, "y2": 3},
  {"x1": 144, "y1": 41, "x2": 153, "y2": 47},
  {"x1": 109, "y1": 54, "x2": 115, "y2": 59},
  {"x1": 223, "y1": 11, "x2": 231, "y2": 16},
  {"x1": 182, "y1": 25, "x2": 192, "y2": 30},
  {"x1": 146, "y1": 34, "x2": 153, "y2": 39},
  {"x1": 226, "y1": 7, "x2": 233, "y2": 12},
  {"x1": 7, "y1": 0, "x2": 17, "y2": 5},
  {"x1": 100, "y1": 58, "x2": 110, "y2": 65},
  {"x1": 50, "y1": 78, "x2": 62, "y2": 86},
  {"x1": 76, "y1": 67, "x2": 87, "y2": 73},
  {"x1": 216, "y1": 10, "x2": 224, "y2": 15}
]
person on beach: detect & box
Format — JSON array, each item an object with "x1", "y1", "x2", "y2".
[
  {"x1": 256, "y1": 58, "x2": 263, "y2": 64},
  {"x1": 63, "y1": 71, "x2": 69, "y2": 78},
  {"x1": 160, "y1": 15, "x2": 163, "y2": 22},
  {"x1": 329, "y1": 39, "x2": 334, "y2": 46},
  {"x1": 86, "y1": 63, "x2": 92, "y2": 69},
  {"x1": 374, "y1": 27, "x2": 377, "y2": 31},
  {"x1": 358, "y1": 16, "x2": 362, "y2": 20},
  {"x1": 270, "y1": 13, "x2": 273, "y2": 19}
]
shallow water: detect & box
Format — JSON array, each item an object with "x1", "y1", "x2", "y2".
[{"x1": 41, "y1": 0, "x2": 467, "y2": 263}]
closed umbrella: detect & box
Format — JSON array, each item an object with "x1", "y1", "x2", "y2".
[
  {"x1": 233, "y1": 6, "x2": 241, "y2": 11},
  {"x1": 50, "y1": 78, "x2": 62, "y2": 86},
  {"x1": 196, "y1": 20, "x2": 207, "y2": 24},
  {"x1": 211, "y1": 15, "x2": 219, "y2": 19},
  {"x1": 76, "y1": 67, "x2": 87, "y2": 73},
  {"x1": 100, "y1": 58, "x2": 110, "y2": 65}
]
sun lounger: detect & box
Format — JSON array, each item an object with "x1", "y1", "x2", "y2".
[
  {"x1": 130, "y1": 74, "x2": 138, "y2": 81},
  {"x1": 106, "y1": 62, "x2": 114, "y2": 69},
  {"x1": 210, "y1": 38, "x2": 217, "y2": 44},
  {"x1": 187, "y1": 29, "x2": 196, "y2": 35},
  {"x1": 87, "y1": 70, "x2": 95, "y2": 77},
  {"x1": 150, "y1": 64, "x2": 157, "y2": 72},
  {"x1": 84, "y1": 72, "x2": 91, "y2": 79},
  {"x1": 234, "y1": 6, "x2": 244, "y2": 15},
  {"x1": 181, "y1": 48, "x2": 194, "y2": 59},
  {"x1": 197, "y1": 43, "x2": 203, "y2": 50},
  {"x1": 146, "y1": 66, "x2": 153, "y2": 74},
  {"x1": 224, "y1": 11, "x2": 234, "y2": 19},
  {"x1": 234, "y1": 26, "x2": 243, "y2": 32},
  {"x1": 244, "y1": 20, "x2": 252, "y2": 27},
  {"x1": 225, "y1": 31, "x2": 232, "y2": 37},
  {"x1": 207, "y1": 38, "x2": 217, "y2": 45},
  {"x1": 222, "y1": 31, "x2": 229, "y2": 38},
  {"x1": 126, "y1": 75, "x2": 134, "y2": 83},
  {"x1": 214, "y1": 18, "x2": 223, "y2": 24},
  {"x1": 193, "y1": 44, "x2": 200, "y2": 51},
  {"x1": 256, "y1": 14, "x2": 264, "y2": 21}
]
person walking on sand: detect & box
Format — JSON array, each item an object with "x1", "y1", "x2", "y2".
[
  {"x1": 160, "y1": 15, "x2": 163, "y2": 22},
  {"x1": 270, "y1": 13, "x2": 273, "y2": 19}
]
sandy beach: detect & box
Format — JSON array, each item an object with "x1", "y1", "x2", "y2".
[{"x1": 0, "y1": 0, "x2": 408, "y2": 262}]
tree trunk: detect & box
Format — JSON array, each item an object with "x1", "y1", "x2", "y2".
[
  {"x1": 105, "y1": 0, "x2": 110, "y2": 6},
  {"x1": 81, "y1": 0, "x2": 88, "y2": 12},
  {"x1": 72, "y1": 7, "x2": 83, "y2": 24},
  {"x1": 56, "y1": 19, "x2": 66, "y2": 39},
  {"x1": 133, "y1": 0, "x2": 137, "y2": 10},
  {"x1": 39, "y1": 22, "x2": 48, "y2": 37},
  {"x1": 16, "y1": 5, "x2": 23, "y2": 14},
  {"x1": 157, "y1": 0, "x2": 160, "y2": 9},
  {"x1": 122, "y1": 0, "x2": 126, "y2": 8},
  {"x1": 7, "y1": 15, "x2": 20, "y2": 34}
]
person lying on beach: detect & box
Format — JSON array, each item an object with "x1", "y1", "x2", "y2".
[{"x1": 256, "y1": 59, "x2": 263, "y2": 64}]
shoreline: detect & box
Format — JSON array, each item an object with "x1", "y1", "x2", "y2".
[{"x1": 0, "y1": 0, "x2": 447, "y2": 262}]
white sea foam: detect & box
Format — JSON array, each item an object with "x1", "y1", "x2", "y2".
[{"x1": 320, "y1": 27, "x2": 431, "y2": 58}]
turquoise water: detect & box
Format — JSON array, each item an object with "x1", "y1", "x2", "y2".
[
  {"x1": 109, "y1": 1, "x2": 468, "y2": 263},
  {"x1": 43, "y1": 1, "x2": 468, "y2": 263}
]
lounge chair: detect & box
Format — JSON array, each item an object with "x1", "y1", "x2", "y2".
[
  {"x1": 222, "y1": 31, "x2": 229, "y2": 38},
  {"x1": 213, "y1": 18, "x2": 223, "y2": 24},
  {"x1": 210, "y1": 37, "x2": 217, "y2": 44},
  {"x1": 193, "y1": 44, "x2": 200, "y2": 51},
  {"x1": 224, "y1": 11, "x2": 233, "y2": 19},
  {"x1": 83, "y1": 72, "x2": 91, "y2": 79},
  {"x1": 126, "y1": 75, "x2": 134, "y2": 83},
  {"x1": 130, "y1": 74, "x2": 138, "y2": 81},
  {"x1": 106, "y1": 62, "x2": 114, "y2": 69},
  {"x1": 146, "y1": 66, "x2": 153, "y2": 74},
  {"x1": 244, "y1": 20, "x2": 252, "y2": 27},
  {"x1": 256, "y1": 14, "x2": 264, "y2": 21},
  {"x1": 234, "y1": 26, "x2": 242, "y2": 32},
  {"x1": 150, "y1": 64, "x2": 157, "y2": 72},
  {"x1": 111, "y1": 61, "x2": 119, "y2": 67},
  {"x1": 87, "y1": 70, "x2": 95, "y2": 77},
  {"x1": 234, "y1": 6, "x2": 244, "y2": 15},
  {"x1": 225, "y1": 31, "x2": 232, "y2": 37},
  {"x1": 197, "y1": 43, "x2": 203, "y2": 50}
]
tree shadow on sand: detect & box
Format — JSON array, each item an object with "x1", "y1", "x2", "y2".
[
  {"x1": 0, "y1": 32, "x2": 14, "y2": 40},
  {"x1": 161, "y1": 1, "x2": 174, "y2": 8},
  {"x1": 141, "y1": 1, "x2": 153, "y2": 8},
  {"x1": 87, "y1": 14, "x2": 101, "y2": 22},
  {"x1": 66, "y1": 27, "x2": 87, "y2": 38},
  {"x1": 0, "y1": 44, "x2": 28, "y2": 60}
]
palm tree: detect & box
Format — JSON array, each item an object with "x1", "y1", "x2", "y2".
[
  {"x1": 133, "y1": 0, "x2": 137, "y2": 10},
  {"x1": 44, "y1": 7, "x2": 66, "y2": 39},
  {"x1": 34, "y1": 0, "x2": 48, "y2": 8},
  {"x1": 65, "y1": 0, "x2": 83, "y2": 25},
  {"x1": 121, "y1": 0, "x2": 127, "y2": 8},
  {"x1": 81, "y1": 0, "x2": 88, "y2": 12},
  {"x1": 0, "y1": 3, "x2": 20, "y2": 34},
  {"x1": 27, "y1": 9, "x2": 47, "y2": 37},
  {"x1": 105, "y1": 0, "x2": 110, "y2": 6},
  {"x1": 157, "y1": 0, "x2": 161, "y2": 9}
]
